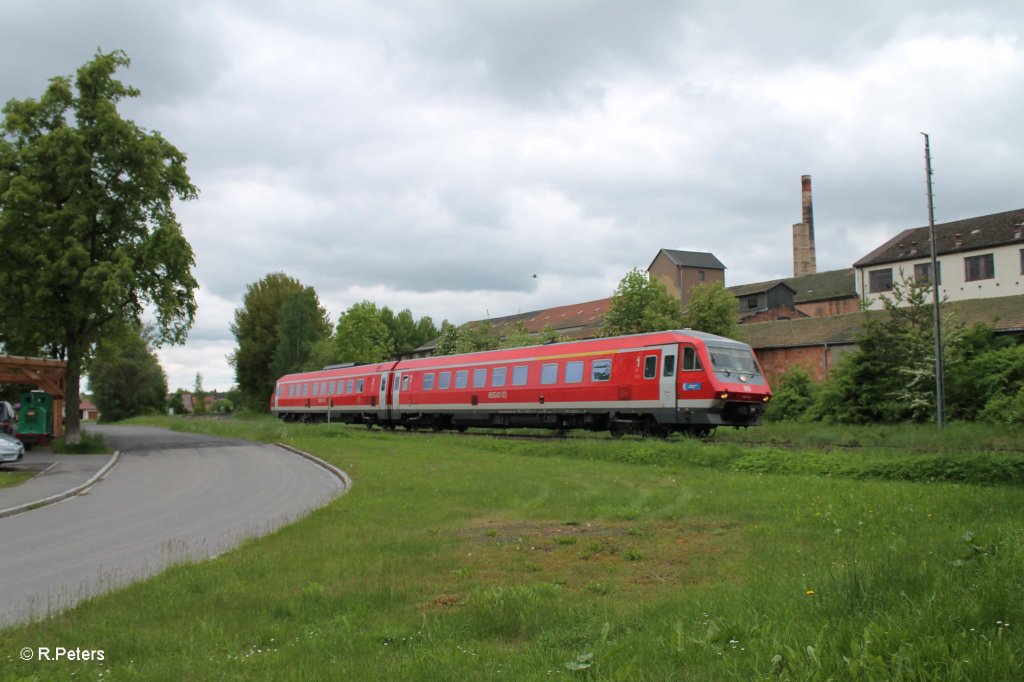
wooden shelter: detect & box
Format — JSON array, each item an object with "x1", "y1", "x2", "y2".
[{"x1": 0, "y1": 355, "x2": 67, "y2": 438}]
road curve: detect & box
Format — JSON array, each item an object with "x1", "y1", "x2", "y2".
[{"x1": 0, "y1": 424, "x2": 345, "y2": 627}]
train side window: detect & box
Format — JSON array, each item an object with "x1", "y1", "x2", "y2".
[
  {"x1": 357, "y1": 379, "x2": 365, "y2": 393},
  {"x1": 423, "y1": 373, "x2": 435, "y2": 390},
  {"x1": 644, "y1": 355, "x2": 658, "y2": 379},
  {"x1": 682, "y1": 347, "x2": 703, "y2": 371},
  {"x1": 472, "y1": 368, "x2": 487, "y2": 388},
  {"x1": 401, "y1": 376, "x2": 410, "y2": 391},
  {"x1": 591, "y1": 359, "x2": 611, "y2": 382},
  {"x1": 455, "y1": 370, "x2": 469, "y2": 389},
  {"x1": 321, "y1": 381, "x2": 328, "y2": 394},
  {"x1": 439, "y1": 371, "x2": 452, "y2": 389},
  {"x1": 346, "y1": 379, "x2": 355, "y2": 394},
  {"x1": 565, "y1": 361, "x2": 584, "y2": 383},
  {"x1": 302, "y1": 384, "x2": 309, "y2": 396},
  {"x1": 512, "y1": 365, "x2": 529, "y2": 386},
  {"x1": 663, "y1": 355, "x2": 676, "y2": 377},
  {"x1": 492, "y1": 367, "x2": 507, "y2": 387},
  {"x1": 541, "y1": 363, "x2": 558, "y2": 385},
  {"x1": 336, "y1": 380, "x2": 344, "y2": 394}
]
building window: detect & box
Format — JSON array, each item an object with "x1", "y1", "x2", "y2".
[
  {"x1": 746, "y1": 296, "x2": 759, "y2": 310},
  {"x1": 565, "y1": 361, "x2": 584, "y2": 384},
  {"x1": 698, "y1": 270, "x2": 706, "y2": 282},
  {"x1": 869, "y1": 268, "x2": 893, "y2": 293},
  {"x1": 914, "y1": 262, "x2": 941, "y2": 286},
  {"x1": 964, "y1": 254, "x2": 995, "y2": 282}
]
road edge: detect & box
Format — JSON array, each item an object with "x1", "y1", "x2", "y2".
[
  {"x1": 273, "y1": 443, "x2": 353, "y2": 494},
  {"x1": 0, "y1": 451, "x2": 122, "y2": 520}
]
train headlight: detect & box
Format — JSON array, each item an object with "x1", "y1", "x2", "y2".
[
  {"x1": 763, "y1": 395, "x2": 771, "y2": 402},
  {"x1": 719, "y1": 392, "x2": 729, "y2": 400}
]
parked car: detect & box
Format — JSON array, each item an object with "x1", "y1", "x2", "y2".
[
  {"x1": 0, "y1": 431, "x2": 24, "y2": 464},
  {"x1": 0, "y1": 401, "x2": 15, "y2": 435}
]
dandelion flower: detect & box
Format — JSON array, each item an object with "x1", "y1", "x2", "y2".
[{"x1": 806, "y1": 590, "x2": 815, "y2": 597}]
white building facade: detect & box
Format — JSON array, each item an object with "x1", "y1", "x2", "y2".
[{"x1": 854, "y1": 209, "x2": 1024, "y2": 309}]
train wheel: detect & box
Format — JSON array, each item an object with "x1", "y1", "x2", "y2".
[{"x1": 609, "y1": 424, "x2": 626, "y2": 439}]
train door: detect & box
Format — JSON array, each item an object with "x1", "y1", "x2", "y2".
[
  {"x1": 659, "y1": 344, "x2": 678, "y2": 407},
  {"x1": 377, "y1": 370, "x2": 391, "y2": 421},
  {"x1": 391, "y1": 370, "x2": 404, "y2": 418}
]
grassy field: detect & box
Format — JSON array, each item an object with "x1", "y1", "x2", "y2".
[
  {"x1": 1, "y1": 416, "x2": 1022, "y2": 680},
  {"x1": 0, "y1": 470, "x2": 33, "y2": 490}
]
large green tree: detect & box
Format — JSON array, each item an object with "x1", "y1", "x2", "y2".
[
  {"x1": 682, "y1": 281, "x2": 742, "y2": 340},
  {"x1": 230, "y1": 273, "x2": 306, "y2": 410},
  {"x1": 379, "y1": 307, "x2": 438, "y2": 355},
  {"x1": 602, "y1": 268, "x2": 684, "y2": 336},
  {"x1": 89, "y1": 324, "x2": 169, "y2": 422},
  {"x1": 0, "y1": 51, "x2": 197, "y2": 442},
  {"x1": 270, "y1": 287, "x2": 332, "y2": 379},
  {"x1": 334, "y1": 301, "x2": 394, "y2": 364}
]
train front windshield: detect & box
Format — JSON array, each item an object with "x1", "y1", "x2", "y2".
[{"x1": 707, "y1": 346, "x2": 760, "y2": 377}]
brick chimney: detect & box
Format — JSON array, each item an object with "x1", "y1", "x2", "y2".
[{"x1": 792, "y1": 175, "x2": 817, "y2": 277}]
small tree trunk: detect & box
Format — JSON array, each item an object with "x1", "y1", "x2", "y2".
[{"x1": 64, "y1": 347, "x2": 82, "y2": 445}]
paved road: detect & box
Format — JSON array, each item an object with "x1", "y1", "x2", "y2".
[{"x1": 0, "y1": 425, "x2": 345, "y2": 627}]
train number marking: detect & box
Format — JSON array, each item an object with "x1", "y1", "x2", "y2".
[{"x1": 487, "y1": 391, "x2": 508, "y2": 399}]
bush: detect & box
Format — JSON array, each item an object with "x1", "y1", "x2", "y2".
[{"x1": 765, "y1": 367, "x2": 818, "y2": 422}]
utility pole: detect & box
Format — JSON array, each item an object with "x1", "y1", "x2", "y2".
[{"x1": 922, "y1": 133, "x2": 945, "y2": 427}]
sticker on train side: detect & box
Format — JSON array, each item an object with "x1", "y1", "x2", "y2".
[{"x1": 682, "y1": 383, "x2": 702, "y2": 391}]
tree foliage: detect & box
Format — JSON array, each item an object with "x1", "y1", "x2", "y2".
[
  {"x1": 230, "y1": 273, "x2": 306, "y2": 410},
  {"x1": 602, "y1": 268, "x2": 683, "y2": 336},
  {"x1": 334, "y1": 301, "x2": 394, "y2": 364},
  {"x1": 0, "y1": 51, "x2": 198, "y2": 441},
  {"x1": 271, "y1": 287, "x2": 331, "y2": 378},
  {"x1": 682, "y1": 281, "x2": 742, "y2": 340},
  {"x1": 89, "y1": 325, "x2": 168, "y2": 422},
  {"x1": 380, "y1": 307, "x2": 438, "y2": 356}
]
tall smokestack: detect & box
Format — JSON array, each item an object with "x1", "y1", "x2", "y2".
[{"x1": 792, "y1": 174, "x2": 818, "y2": 277}]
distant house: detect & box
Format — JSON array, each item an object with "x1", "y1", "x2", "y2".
[
  {"x1": 647, "y1": 249, "x2": 726, "y2": 308},
  {"x1": 79, "y1": 399, "x2": 99, "y2": 421},
  {"x1": 727, "y1": 268, "x2": 858, "y2": 323},
  {"x1": 854, "y1": 208, "x2": 1024, "y2": 309}
]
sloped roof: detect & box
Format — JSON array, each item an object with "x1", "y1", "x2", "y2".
[
  {"x1": 727, "y1": 268, "x2": 856, "y2": 304},
  {"x1": 853, "y1": 208, "x2": 1024, "y2": 268},
  {"x1": 729, "y1": 281, "x2": 797, "y2": 298},
  {"x1": 487, "y1": 297, "x2": 612, "y2": 336},
  {"x1": 743, "y1": 293, "x2": 1024, "y2": 349},
  {"x1": 652, "y1": 249, "x2": 727, "y2": 270}
]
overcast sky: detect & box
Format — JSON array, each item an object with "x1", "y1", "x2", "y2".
[{"x1": 3, "y1": 0, "x2": 1022, "y2": 391}]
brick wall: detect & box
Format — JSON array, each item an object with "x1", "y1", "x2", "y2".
[
  {"x1": 796, "y1": 296, "x2": 860, "y2": 318},
  {"x1": 755, "y1": 343, "x2": 857, "y2": 385}
]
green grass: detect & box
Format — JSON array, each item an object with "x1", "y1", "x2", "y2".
[
  {"x1": 0, "y1": 470, "x2": 33, "y2": 489},
  {"x1": 51, "y1": 431, "x2": 109, "y2": 454},
  {"x1": 1, "y1": 415, "x2": 1022, "y2": 680}
]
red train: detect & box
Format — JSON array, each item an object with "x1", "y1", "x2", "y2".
[{"x1": 271, "y1": 330, "x2": 771, "y2": 437}]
